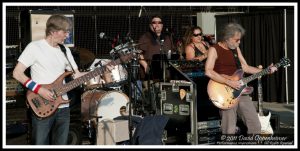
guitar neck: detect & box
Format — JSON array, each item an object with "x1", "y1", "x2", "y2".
[
  {"x1": 257, "y1": 77, "x2": 264, "y2": 115},
  {"x1": 241, "y1": 62, "x2": 281, "y2": 84},
  {"x1": 56, "y1": 59, "x2": 121, "y2": 96}
]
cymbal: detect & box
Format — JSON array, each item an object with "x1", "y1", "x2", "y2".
[{"x1": 76, "y1": 47, "x2": 96, "y2": 66}]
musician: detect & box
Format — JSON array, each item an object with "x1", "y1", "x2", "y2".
[
  {"x1": 13, "y1": 15, "x2": 85, "y2": 145},
  {"x1": 138, "y1": 14, "x2": 175, "y2": 82},
  {"x1": 205, "y1": 23, "x2": 277, "y2": 135},
  {"x1": 183, "y1": 26, "x2": 209, "y2": 62}
]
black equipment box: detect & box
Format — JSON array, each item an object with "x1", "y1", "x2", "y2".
[
  {"x1": 158, "y1": 81, "x2": 198, "y2": 145},
  {"x1": 270, "y1": 113, "x2": 280, "y2": 134},
  {"x1": 197, "y1": 119, "x2": 221, "y2": 144}
]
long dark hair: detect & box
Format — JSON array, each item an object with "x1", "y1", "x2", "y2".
[{"x1": 183, "y1": 26, "x2": 203, "y2": 49}]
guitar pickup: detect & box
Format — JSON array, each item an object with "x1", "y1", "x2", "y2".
[
  {"x1": 43, "y1": 98, "x2": 49, "y2": 105},
  {"x1": 32, "y1": 98, "x2": 41, "y2": 108}
]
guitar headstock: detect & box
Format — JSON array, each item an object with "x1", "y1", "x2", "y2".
[{"x1": 279, "y1": 57, "x2": 291, "y2": 68}]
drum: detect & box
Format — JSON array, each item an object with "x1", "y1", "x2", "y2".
[
  {"x1": 84, "y1": 69, "x2": 105, "y2": 90},
  {"x1": 84, "y1": 59, "x2": 128, "y2": 89},
  {"x1": 81, "y1": 89, "x2": 129, "y2": 122},
  {"x1": 100, "y1": 59, "x2": 128, "y2": 86}
]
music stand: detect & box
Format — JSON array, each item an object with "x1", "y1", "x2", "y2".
[{"x1": 150, "y1": 53, "x2": 180, "y2": 81}]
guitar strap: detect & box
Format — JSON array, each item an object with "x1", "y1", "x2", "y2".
[
  {"x1": 230, "y1": 48, "x2": 242, "y2": 69},
  {"x1": 231, "y1": 48, "x2": 254, "y2": 95},
  {"x1": 58, "y1": 43, "x2": 76, "y2": 74},
  {"x1": 58, "y1": 44, "x2": 78, "y2": 103}
]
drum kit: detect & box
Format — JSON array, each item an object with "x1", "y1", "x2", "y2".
[{"x1": 79, "y1": 41, "x2": 143, "y2": 144}]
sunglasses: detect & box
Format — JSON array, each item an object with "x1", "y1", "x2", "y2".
[
  {"x1": 193, "y1": 33, "x2": 203, "y2": 37},
  {"x1": 151, "y1": 21, "x2": 163, "y2": 24}
]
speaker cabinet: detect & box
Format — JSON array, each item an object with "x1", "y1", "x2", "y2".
[
  {"x1": 270, "y1": 113, "x2": 280, "y2": 134},
  {"x1": 20, "y1": 10, "x2": 75, "y2": 51},
  {"x1": 96, "y1": 120, "x2": 129, "y2": 145}
]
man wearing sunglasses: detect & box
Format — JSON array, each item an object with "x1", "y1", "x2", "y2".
[{"x1": 138, "y1": 15, "x2": 175, "y2": 110}]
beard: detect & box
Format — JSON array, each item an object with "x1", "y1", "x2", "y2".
[{"x1": 226, "y1": 41, "x2": 238, "y2": 50}]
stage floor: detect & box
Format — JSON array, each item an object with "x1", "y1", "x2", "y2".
[{"x1": 5, "y1": 101, "x2": 295, "y2": 145}]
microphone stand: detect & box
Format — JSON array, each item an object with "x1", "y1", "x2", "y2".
[
  {"x1": 127, "y1": 58, "x2": 133, "y2": 145},
  {"x1": 160, "y1": 39, "x2": 166, "y2": 83},
  {"x1": 127, "y1": 7, "x2": 134, "y2": 145}
]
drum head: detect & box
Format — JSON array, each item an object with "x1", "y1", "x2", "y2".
[
  {"x1": 81, "y1": 90, "x2": 129, "y2": 122},
  {"x1": 96, "y1": 91, "x2": 129, "y2": 121}
]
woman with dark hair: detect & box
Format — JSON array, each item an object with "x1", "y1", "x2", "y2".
[{"x1": 183, "y1": 26, "x2": 209, "y2": 62}]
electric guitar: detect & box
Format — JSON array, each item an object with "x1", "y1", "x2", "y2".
[
  {"x1": 207, "y1": 58, "x2": 290, "y2": 109},
  {"x1": 26, "y1": 51, "x2": 139, "y2": 118},
  {"x1": 257, "y1": 66, "x2": 274, "y2": 134}
]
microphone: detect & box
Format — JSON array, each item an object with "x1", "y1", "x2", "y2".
[
  {"x1": 160, "y1": 39, "x2": 164, "y2": 46},
  {"x1": 138, "y1": 6, "x2": 142, "y2": 18},
  {"x1": 99, "y1": 32, "x2": 113, "y2": 40}
]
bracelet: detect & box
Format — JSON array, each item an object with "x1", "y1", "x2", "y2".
[{"x1": 23, "y1": 79, "x2": 41, "y2": 94}]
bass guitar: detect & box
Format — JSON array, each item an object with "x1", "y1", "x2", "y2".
[
  {"x1": 26, "y1": 51, "x2": 139, "y2": 118},
  {"x1": 207, "y1": 57, "x2": 290, "y2": 109}
]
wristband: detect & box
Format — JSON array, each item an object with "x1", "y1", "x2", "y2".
[{"x1": 23, "y1": 79, "x2": 41, "y2": 94}]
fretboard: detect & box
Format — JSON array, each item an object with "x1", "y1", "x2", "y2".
[
  {"x1": 257, "y1": 77, "x2": 264, "y2": 116},
  {"x1": 56, "y1": 59, "x2": 121, "y2": 96},
  {"x1": 241, "y1": 62, "x2": 281, "y2": 84}
]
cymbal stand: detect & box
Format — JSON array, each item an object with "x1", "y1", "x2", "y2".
[{"x1": 127, "y1": 50, "x2": 147, "y2": 145}]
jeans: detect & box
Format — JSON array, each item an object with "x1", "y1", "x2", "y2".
[{"x1": 31, "y1": 107, "x2": 70, "y2": 145}]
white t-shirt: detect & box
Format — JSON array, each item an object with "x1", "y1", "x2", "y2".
[{"x1": 18, "y1": 39, "x2": 78, "y2": 108}]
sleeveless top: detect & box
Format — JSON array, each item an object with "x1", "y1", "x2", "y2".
[
  {"x1": 193, "y1": 41, "x2": 209, "y2": 57},
  {"x1": 213, "y1": 44, "x2": 238, "y2": 76}
]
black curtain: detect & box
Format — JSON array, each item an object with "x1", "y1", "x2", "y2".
[
  {"x1": 286, "y1": 9, "x2": 294, "y2": 103},
  {"x1": 215, "y1": 10, "x2": 293, "y2": 103}
]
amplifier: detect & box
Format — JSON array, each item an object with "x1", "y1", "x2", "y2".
[
  {"x1": 6, "y1": 45, "x2": 20, "y2": 69},
  {"x1": 6, "y1": 108, "x2": 28, "y2": 124},
  {"x1": 96, "y1": 120, "x2": 129, "y2": 145},
  {"x1": 158, "y1": 81, "x2": 197, "y2": 144},
  {"x1": 270, "y1": 113, "x2": 280, "y2": 134},
  {"x1": 6, "y1": 95, "x2": 27, "y2": 109},
  {"x1": 198, "y1": 120, "x2": 221, "y2": 145},
  {"x1": 6, "y1": 78, "x2": 24, "y2": 97}
]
